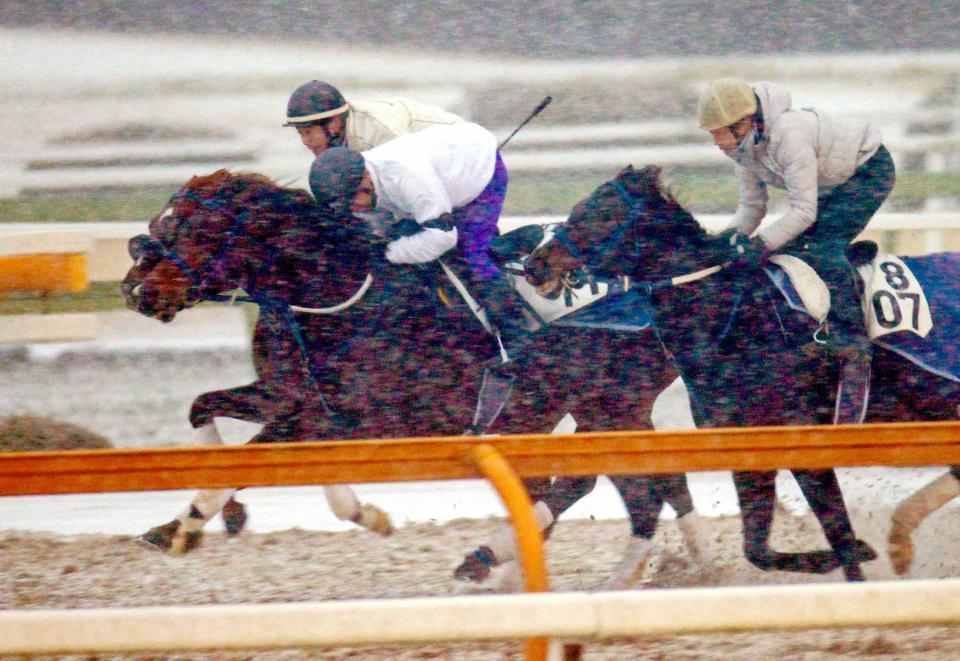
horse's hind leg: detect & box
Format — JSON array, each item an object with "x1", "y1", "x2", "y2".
[
  {"x1": 324, "y1": 485, "x2": 393, "y2": 536},
  {"x1": 889, "y1": 470, "x2": 960, "y2": 575},
  {"x1": 793, "y1": 469, "x2": 876, "y2": 582},
  {"x1": 733, "y1": 471, "x2": 778, "y2": 571}
]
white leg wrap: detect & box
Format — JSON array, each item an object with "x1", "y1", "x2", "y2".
[
  {"x1": 179, "y1": 488, "x2": 236, "y2": 533},
  {"x1": 601, "y1": 536, "x2": 657, "y2": 590},
  {"x1": 485, "y1": 500, "x2": 555, "y2": 565},
  {"x1": 492, "y1": 560, "x2": 524, "y2": 593},
  {"x1": 676, "y1": 512, "x2": 709, "y2": 568},
  {"x1": 324, "y1": 485, "x2": 361, "y2": 522},
  {"x1": 195, "y1": 422, "x2": 224, "y2": 446}
]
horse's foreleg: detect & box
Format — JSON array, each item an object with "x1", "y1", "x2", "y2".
[
  {"x1": 793, "y1": 469, "x2": 876, "y2": 582},
  {"x1": 453, "y1": 416, "x2": 578, "y2": 584},
  {"x1": 655, "y1": 473, "x2": 710, "y2": 571},
  {"x1": 889, "y1": 471, "x2": 960, "y2": 575},
  {"x1": 193, "y1": 422, "x2": 248, "y2": 535},
  {"x1": 324, "y1": 485, "x2": 393, "y2": 536},
  {"x1": 138, "y1": 423, "x2": 242, "y2": 554},
  {"x1": 453, "y1": 500, "x2": 555, "y2": 583},
  {"x1": 599, "y1": 475, "x2": 665, "y2": 589},
  {"x1": 138, "y1": 486, "x2": 237, "y2": 555}
]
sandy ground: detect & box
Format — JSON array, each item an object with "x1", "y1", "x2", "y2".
[{"x1": 4, "y1": 512, "x2": 960, "y2": 660}]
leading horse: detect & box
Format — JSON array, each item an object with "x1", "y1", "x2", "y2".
[
  {"x1": 525, "y1": 164, "x2": 960, "y2": 581},
  {"x1": 121, "y1": 169, "x2": 696, "y2": 585}
]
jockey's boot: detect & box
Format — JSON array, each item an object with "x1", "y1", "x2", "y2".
[{"x1": 474, "y1": 274, "x2": 542, "y2": 363}]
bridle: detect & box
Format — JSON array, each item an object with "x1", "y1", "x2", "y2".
[
  {"x1": 134, "y1": 188, "x2": 372, "y2": 314},
  {"x1": 547, "y1": 177, "x2": 724, "y2": 298}
]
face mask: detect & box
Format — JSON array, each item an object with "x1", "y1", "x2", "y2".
[{"x1": 731, "y1": 126, "x2": 758, "y2": 159}]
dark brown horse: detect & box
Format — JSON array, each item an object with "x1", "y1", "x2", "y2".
[
  {"x1": 121, "y1": 169, "x2": 696, "y2": 585},
  {"x1": 524, "y1": 164, "x2": 960, "y2": 581}
]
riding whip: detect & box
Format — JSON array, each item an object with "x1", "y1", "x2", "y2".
[{"x1": 497, "y1": 95, "x2": 552, "y2": 150}]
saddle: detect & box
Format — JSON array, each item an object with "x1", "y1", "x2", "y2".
[{"x1": 765, "y1": 240, "x2": 933, "y2": 341}]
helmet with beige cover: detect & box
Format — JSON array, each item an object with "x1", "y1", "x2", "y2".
[{"x1": 697, "y1": 79, "x2": 757, "y2": 130}]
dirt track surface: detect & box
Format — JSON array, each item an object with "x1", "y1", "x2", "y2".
[
  {"x1": 2, "y1": 351, "x2": 960, "y2": 659},
  {"x1": 4, "y1": 512, "x2": 960, "y2": 660}
]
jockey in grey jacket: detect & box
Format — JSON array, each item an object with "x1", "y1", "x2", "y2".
[
  {"x1": 727, "y1": 81, "x2": 884, "y2": 250},
  {"x1": 698, "y1": 78, "x2": 896, "y2": 425}
]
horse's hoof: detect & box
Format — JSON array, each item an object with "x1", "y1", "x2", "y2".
[
  {"x1": 136, "y1": 520, "x2": 202, "y2": 556},
  {"x1": 850, "y1": 539, "x2": 878, "y2": 563},
  {"x1": 888, "y1": 534, "x2": 914, "y2": 576},
  {"x1": 842, "y1": 563, "x2": 866, "y2": 582},
  {"x1": 453, "y1": 546, "x2": 497, "y2": 582},
  {"x1": 222, "y1": 498, "x2": 248, "y2": 536},
  {"x1": 358, "y1": 503, "x2": 394, "y2": 537},
  {"x1": 136, "y1": 520, "x2": 180, "y2": 553},
  {"x1": 173, "y1": 530, "x2": 204, "y2": 555}
]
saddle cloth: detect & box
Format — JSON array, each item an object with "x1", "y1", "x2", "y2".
[{"x1": 769, "y1": 250, "x2": 959, "y2": 383}]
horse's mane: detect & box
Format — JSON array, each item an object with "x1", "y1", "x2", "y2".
[
  {"x1": 613, "y1": 164, "x2": 689, "y2": 221},
  {"x1": 607, "y1": 164, "x2": 731, "y2": 273},
  {"x1": 184, "y1": 169, "x2": 314, "y2": 209}
]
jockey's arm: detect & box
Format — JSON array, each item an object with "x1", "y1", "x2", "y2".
[
  {"x1": 381, "y1": 162, "x2": 458, "y2": 264},
  {"x1": 384, "y1": 224, "x2": 458, "y2": 264}
]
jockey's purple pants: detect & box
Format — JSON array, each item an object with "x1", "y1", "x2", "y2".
[{"x1": 454, "y1": 152, "x2": 508, "y2": 282}]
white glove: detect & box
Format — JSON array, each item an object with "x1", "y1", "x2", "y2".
[{"x1": 385, "y1": 227, "x2": 458, "y2": 264}]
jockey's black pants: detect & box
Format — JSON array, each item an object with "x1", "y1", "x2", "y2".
[{"x1": 780, "y1": 145, "x2": 896, "y2": 346}]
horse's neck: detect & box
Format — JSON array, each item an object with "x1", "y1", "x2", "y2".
[{"x1": 245, "y1": 220, "x2": 374, "y2": 309}]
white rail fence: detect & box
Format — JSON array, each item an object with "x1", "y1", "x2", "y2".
[
  {"x1": 4, "y1": 579, "x2": 960, "y2": 655},
  {"x1": 8, "y1": 117, "x2": 959, "y2": 195}
]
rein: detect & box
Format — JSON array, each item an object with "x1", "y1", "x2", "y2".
[{"x1": 552, "y1": 176, "x2": 725, "y2": 297}]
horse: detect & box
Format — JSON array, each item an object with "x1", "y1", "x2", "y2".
[
  {"x1": 525, "y1": 164, "x2": 959, "y2": 581},
  {"x1": 120, "y1": 168, "x2": 700, "y2": 587}
]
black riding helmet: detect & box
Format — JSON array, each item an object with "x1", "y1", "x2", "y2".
[
  {"x1": 309, "y1": 147, "x2": 366, "y2": 215},
  {"x1": 284, "y1": 80, "x2": 349, "y2": 126}
]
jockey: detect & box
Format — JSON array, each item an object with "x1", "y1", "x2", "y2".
[
  {"x1": 308, "y1": 121, "x2": 539, "y2": 360},
  {"x1": 697, "y1": 78, "x2": 896, "y2": 424},
  {"x1": 283, "y1": 79, "x2": 464, "y2": 155}
]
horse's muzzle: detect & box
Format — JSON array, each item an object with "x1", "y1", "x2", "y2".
[{"x1": 121, "y1": 279, "x2": 178, "y2": 322}]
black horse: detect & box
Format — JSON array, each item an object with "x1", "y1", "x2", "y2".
[
  {"x1": 120, "y1": 169, "x2": 696, "y2": 584},
  {"x1": 526, "y1": 164, "x2": 959, "y2": 581}
]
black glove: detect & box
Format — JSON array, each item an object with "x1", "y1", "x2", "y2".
[
  {"x1": 384, "y1": 217, "x2": 421, "y2": 240},
  {"x1": 728, "y1": 232, "x2": 768, "y2": 269}
]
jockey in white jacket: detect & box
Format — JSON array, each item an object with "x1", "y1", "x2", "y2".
[
  {"x1": 697, "y1": 78, "x2": 896, "y2": 424},
  {"x1": 309, "y1": 121, "x2": 538, "y2": 359}
]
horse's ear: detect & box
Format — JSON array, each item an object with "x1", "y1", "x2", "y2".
[{"x1": 638, "y1": 164, "x2": 662, "y2": 182}]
